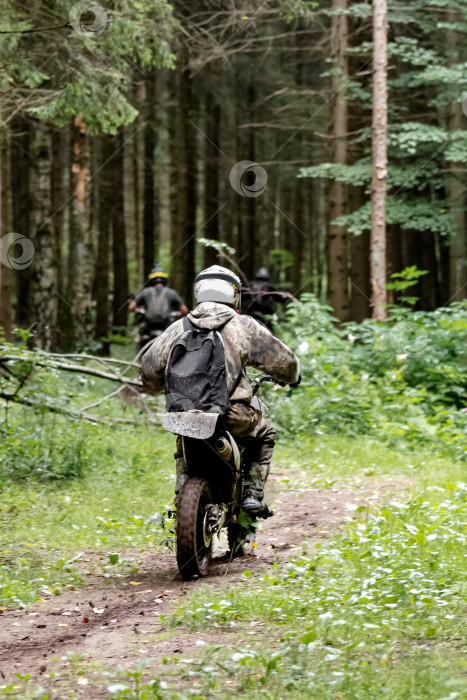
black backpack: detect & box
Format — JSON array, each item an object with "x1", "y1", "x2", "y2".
[
  {"x1": 145, "y1": 286, "x2": 172, "y2": 326},
  {"x1": 165, "y1": 317, "x2": 237, "y2": 414}
]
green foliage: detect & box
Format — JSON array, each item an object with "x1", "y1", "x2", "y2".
[
  {"x1": 265, "y1": 296, "x2": 467, "y2": 457},
  {"x1": 0, "y1": 0, "x2": 176, "y2": 132},
  {"x1": 299, "y1": 5, "x2": 467, "y2": 242},
  {"x1": 386, "y1": 265, "x2": 429, "y2": 292}
]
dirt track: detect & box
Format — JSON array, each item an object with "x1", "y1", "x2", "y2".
[{"x1": 0, "y1": 472, "x2": 406, "y2": 690}]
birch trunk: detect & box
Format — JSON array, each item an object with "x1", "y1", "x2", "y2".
[
  {"x1": 370, "y1": 0, "x2": 388, "y2": 320},
  {"x1": 30, "y1": 122, "x2": 57, "y2": 350}
]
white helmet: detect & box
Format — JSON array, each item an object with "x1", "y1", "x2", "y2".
[{"x1": 194, "y1": 265, "x2": 242, "y2": 309}]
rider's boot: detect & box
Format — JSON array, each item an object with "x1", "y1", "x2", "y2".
[{"x1": 242, "y1": 462, "x2": 269, "y2": 514}]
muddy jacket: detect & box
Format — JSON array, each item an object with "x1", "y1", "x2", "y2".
[{"x1": 141, "y1": 301, "x2": 300, "y2": 403}]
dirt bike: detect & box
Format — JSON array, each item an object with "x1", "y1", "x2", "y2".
[
  {"x1": 135, "y1": 309, "x2": 181, "y2": 352},
  {"x1": 162, "y1": 374, "x2": 275, "y2": 580}
]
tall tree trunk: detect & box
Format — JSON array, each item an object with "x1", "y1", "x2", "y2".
[
  {"x1": 386, "y1": 223, "x2": 402, "y2": 305},
  {"x1": 0, "y1": 129, "x2": 11, "y2": 340},
  {"x1": 446, "y1": 11, "x2": 466, "y2": 301},
  {"x1": 132, "y1": 76, "x2": 145, "y2": 285},
  {"x1": 30, "y1": 122, "x2": 57, "y2": 350},
  {"x1": 51, "y1": 129, "x2": 64, "y2": 297},
  {"x1": 10, "y1": 116, "x2": 31, "y2": 329},
  {"x1": 291, "y1": 180, "x2": 304, "y2": 294},
  {"x1": 67, "y1": 115, "x2": 92, "y2": 348},
  {"x1": 350, "y1": 184, "x2": 371, "y2": 321},
  {"x1": 236, "y1": 80, "x2": 256, "y2": 282},
  {"x1": 111, "y1": 130, "x2": 129, "y2": 330},
  {"x1": 94, "y1": 136, "x2": 112, "y2": 342},
  {"x1": 172, "y1": 53, "x2": 197, "y2": 306},
  {"x1": 328, "y1": 0, "x2": 349, "y2": 321},
  {"x1": 203, "y1": 90, "x2": 220, "y2": 268},
  {"x1": 370, "y1": 0, "x2": 388, "y2": 320},
  {"x1": 143, "y1": 68, "x2": 156, "y2": 279}
]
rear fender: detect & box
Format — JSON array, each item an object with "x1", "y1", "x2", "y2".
[{"x1": 162, "y1": 411, "x2": 219, "y2": 439}]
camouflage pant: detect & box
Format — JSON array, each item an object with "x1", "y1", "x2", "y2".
[{"x1": 174, "y1": 401, "x2": 276, "y2": 499}]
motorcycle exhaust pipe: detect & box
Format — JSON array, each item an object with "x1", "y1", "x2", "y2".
[{"x1": 216, "y1": 437, "x2": 233, "y2": 461}]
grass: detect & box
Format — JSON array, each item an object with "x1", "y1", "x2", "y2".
[
  {"x1": 161, "y1": 443, "x2": 467, "y2": 699},
  {"x1": 2, "y1": 375, "x2": 467, "y2": 697},
  {"x1": 0, "y1": 407, "x2": 175, "y2": 607}
]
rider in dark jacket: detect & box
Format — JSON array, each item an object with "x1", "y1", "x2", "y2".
[
  {"x1": 243, "y1": 267, "x2": 277, "y2": 331},
  {"x1": 129, "y1": 266, "x2": 188, "y2": 349}
]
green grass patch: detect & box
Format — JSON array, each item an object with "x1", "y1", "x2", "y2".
[
  {"x1": 0, "y1": 407, "x2": 175, "y2": 607},
  {"x1": 166, "y1": 450, "x2": 467, "y2": 699}
]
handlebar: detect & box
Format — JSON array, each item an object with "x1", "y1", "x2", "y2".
[{"x1": 251, "y1": 374, "x2": 276, "y2": 397}]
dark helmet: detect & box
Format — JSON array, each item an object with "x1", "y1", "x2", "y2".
[
  {"x1": 256, "y1": 267, "x2": 270, "y2": 281},
  {"x1": 148, "y1": 265, "x2": 168, "y2": 285}
]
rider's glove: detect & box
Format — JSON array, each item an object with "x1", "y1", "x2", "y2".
[{"x1": 289, "y1": 374, "x2": 302, "y2": 388}]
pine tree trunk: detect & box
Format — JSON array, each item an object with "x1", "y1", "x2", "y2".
[
  {"x1": 10, "y1": 116, "x2": 32, "y2": 329},
  {"x1": 0, "y1": 128, "x2": 11, "y2": 340},
  {"x1": 94, "y1": 136, "x2": 112, "y2": 342},
  {"x1": 446, "y1": 12, "x2": 466, "y2": 301},
  {"x1": 291, "y1": 180, "x2": 304, "y2": 294},
  {"x1": 203, "y1": 91, "x2": 220, "y2": 268},
  {"x1": 386, "y1": 224, "x2": 402, "y2": 305},
  {"x1": 370, "y1": 0, "x2": 388, "y2": 320},
  {"x1": 328, "y1": 0, "x2": 349, "y2": 321},
  {"x1": 30, "y1": 122, "x2": 57, "y2": 350},
  {"x1": 51, "y1": 129, "x2": 64, "y2": 297},
  {"x1": 111, "y1": 130, "x2": 129, "y2": 331},
  {"x1": 67, "y1": 116, "x2": 92, "y2": 348},
  {"x1": 236, "y1": 81, "x2": 256, "y2": 282},
  {"x1": 172, "y1": 53, "x2": 197, "y2": 306},
  {"x1": 350, "y1": 184, "x2": 371, "y2": 321},
  {"x1": 143, "y1": 68, "x2": 156, "y2": 278}
]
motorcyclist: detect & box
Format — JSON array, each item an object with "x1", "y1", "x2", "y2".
[
  {"x1": 129, "y1": 266, "x2": 189, "y2": 349},
  {"x1": 141, "y1": 265, "x2": 300, "y2": 514},
  {"x1": 243, "y1": 267, "x2": 277, "y2": 331}
]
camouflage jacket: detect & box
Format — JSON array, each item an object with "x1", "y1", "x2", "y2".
[{"x1": 140, "y1": 301, "x2": 300, "y2": 403}]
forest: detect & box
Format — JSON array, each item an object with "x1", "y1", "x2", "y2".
[
  {"x1": 1, "y1": 1, "x2": 467, "y2": 699},
  {"x1": 0, "y1": 0, "x2": 466, "y2": 346}
]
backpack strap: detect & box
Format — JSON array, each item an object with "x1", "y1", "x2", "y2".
[
  {"x1": 229, "y1": 370, "x2": 244, "y2": 398},
  {"x1": 183, "y1": 315, "x2": 195, "y2": 331}
]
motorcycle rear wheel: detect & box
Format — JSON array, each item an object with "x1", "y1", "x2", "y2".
[{"x1": 176, "y1": 478, "x2": 213, "y2": 580}]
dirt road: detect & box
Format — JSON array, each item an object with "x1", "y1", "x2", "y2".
[{"x1": 0, "y1": 472, "x2": 405, "y2": 691}]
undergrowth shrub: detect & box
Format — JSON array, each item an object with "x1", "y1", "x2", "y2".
[{"x1": 267, "y1": 295, "x2": 467, "y2": 457}]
